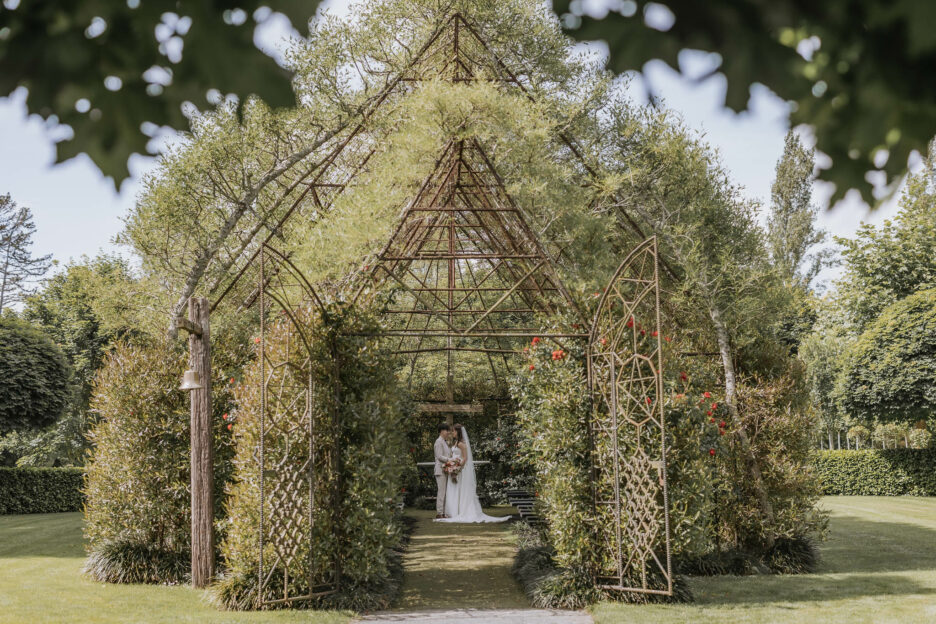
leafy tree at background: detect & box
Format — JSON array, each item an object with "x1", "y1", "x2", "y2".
[
  {"x1": 0, "y1": 193, "x2": 52, "y2": 312},
  {"x1": 0, "y1": 317, "x2": 71, "y2": 434},
  {"x1": 0, "y1": 0, "x2": 326, "y2": 184},
  {"x1": 768, "y1": 130, "x2": 829, "y2": 287},
  {"x1": 834, "y1": 143, "x2": 936, "y2": 331},
  {"x1": 553, "y1": 0, "x2": 936, "y2": 206},
  {"x1": 4, "y1": 255, "x2": 139, "y2": 466},
  {"x1": 837, "y1": 289, "x2": 936, "y2": 424}
]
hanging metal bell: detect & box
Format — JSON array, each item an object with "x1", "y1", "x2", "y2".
[{"x1": 179, "y1": 369, "x2": 203, "y2": 391}]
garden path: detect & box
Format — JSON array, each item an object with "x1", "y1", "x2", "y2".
[{"x1": 361, "y1": 508, "x2": 593, "y2": 623}]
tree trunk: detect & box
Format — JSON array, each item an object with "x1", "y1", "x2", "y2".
[
  {"x1": 188, "y1": 297, "x2": 214, "y2": 588},
  {"x1": 837, "y1": 430, "x2": 841, "y2": 450},
  {"x1": 828, "y1": 430, "x2": 833, "y2": 450},
  {"x1": 710, "y1": 304, "x2": 776, "y2": 547},
  {"x1": 0, "y1": 247, "x2": 10, "y2": 312}
]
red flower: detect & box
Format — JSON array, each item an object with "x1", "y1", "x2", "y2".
[
  {"x1": 706, "y1": 410, "x2": 712, "y2": 416},
  {"x1": 719, "y1": 420, "x2": 726, "y2": 428},
  {"x1": 600, "y1": 338, "x2": 607, "y2": 345},
  {"x1": 709, "y1": 417, "x2": 715, "y2": 423},
  {"x1": 529, "y1": 364, "x2": 535, "y2": 371},
  {"x1": 679, "y1": 372, "x2": 688, "y2": 382},
  {"x1": 652, "y1": 330, "x2": 659, "y2": 337},
  {"x1": 222, "y1": 414, "x2": 229, "y2": 420},
  {"x1": 254, "y1": 337, "x2": 261, "y2": 344},
  {"x1": 711, "y1": 402, "x2": 718, "y2": 410},
  {"x1": 646, "y1": 397, "x2": 653, "y2": 405},
  {"x1": 227, "y1": 424, "x2": 233, "y2": 431},
  {"x1": 703, "y1": 391, "x2": 712, "y2": 399},
  {"x1": 593, "y1": 291, "x2": 600, "y2": 298},
  {"x1": 640, "y1": 329, "x2": 646, "y2": 336},
  {"x1": 719, "y1": 429, "x2": 725, "y2": 436},
  {"x1": 531, "y1": 336, "x2": 540, "y2": 345},
  {"x1": 626, "y1": 317, "x2": 635, "y2": 328},
  {"x1": 709, "y1": 448, "x2": 716, "y2": 457},
  {"x1": 229, "y1": 377, "x2": 235, "y2": 384},
  {"x1": 664, "y1": 335, "x2": 672, "y2": 342}
]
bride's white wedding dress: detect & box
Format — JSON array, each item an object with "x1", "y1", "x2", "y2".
[{"x1": 438, "y1": 428, "x2": 509, "y2": 523}]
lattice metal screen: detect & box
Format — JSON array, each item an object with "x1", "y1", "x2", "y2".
[
  {"x1": 587, "y1": 236, "x2": 673, "y2": 595},
  {"x1": 255, "y1": 248, "x2": 340, "y2": 606}
]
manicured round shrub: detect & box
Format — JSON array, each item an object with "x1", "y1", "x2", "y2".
[
  {"x1": 0, "y1": 318, "x2": 71, "y2": 433},
  {"x1": 838, "y1": 289, "x2": 936, "y2": 422}
]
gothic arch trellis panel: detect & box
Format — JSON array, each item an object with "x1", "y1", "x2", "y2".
[
  {"x1": 587, "y1": 236, "x2": 673, "y2": 595},
  {"x1": 253, "y1": 245, "x2": 341, "y2": 606}
]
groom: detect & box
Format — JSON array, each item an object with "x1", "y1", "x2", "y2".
[{"x1": 434, "y1": 422, "x2": 453, "y2": 519}]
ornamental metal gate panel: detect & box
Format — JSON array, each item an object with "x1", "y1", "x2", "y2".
[
  {"x1": 255, "y1": 246, "x2": 340, "y2": 606},
  {"x1": 587, "y1": 236, "x2": 673, "y2": 595}
]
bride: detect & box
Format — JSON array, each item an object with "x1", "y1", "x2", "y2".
[{"x1": 437, "y1": 424, "x2": 510, "y2": 523}]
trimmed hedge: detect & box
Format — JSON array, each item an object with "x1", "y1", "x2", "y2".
[
  {"x1": 0, "y1": 467, "x2": 84, "y2": 514},
  {"x1": 814, "y1": 449, "x2": 936, "y2": 496}
]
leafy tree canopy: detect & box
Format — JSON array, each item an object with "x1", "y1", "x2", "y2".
[
  {"x1": 0, "y1": 0, "x2": 325, "y2": 184},
  {"x1": 0, "y1": 317, "x2": 71, "y2": 434},
  {"x1": 834, "y1": 143, "x2": 936, "y2": 331},
  {"x1": 553, "y1": 0, "x2": 936, "y2": 207},
  {"x1": 837, "y1": 288, "x2": 936, "y2": 422}
]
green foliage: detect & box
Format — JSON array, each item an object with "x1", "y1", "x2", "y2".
[
  {"x1": 0, "y1": 194, "x2": 52, "y2": 311},
  {"x1": 835, "y1": 150, "x2": 936, "y2": 331},
  {"x1": 768, "y1": 131, "x2": 829, "y2": 286},
  {"x1": 83, "y1": 340, "x2": 235, "y2": 583},
  {"x1": 216, "y1": 303, "x2": 409, "y2": 610},
  {"x1": 909, "y1": 428, "x2": 932, "y2": 450},
  {"x1": 554, "y1": 0, "x2": 936, "y2": 206},
  {"x1": 800, "y1": 317, "x2": 850, "y2": 441},
  {"x1": 0, "y1": 1, "x2": 322, "y2": 183},
  {"x1": 764, "y1": 536, "x2": 820, "y2": 575},
  {"x1": 471, "y1": 414, "x2": 535, "y2": 505},
  {"x1": 837, "y1": 289, "x2": 936, "y2": 422},
  {"x1": 718, "y1": 369, "x2": 827, "y2": 551},
  {"x1": 8, "y1": 255, "x2": 140, "y2": 467},
  {"x1": 83, "y1": 540, "x2": 189, "y2": 585},
  {"x1": 511, "y1": 338, "x2": 593, "y2": 573},
  {"x1": 848, "y1": 425, "x2": 871, "y2": 448},
  {"x1": 0, "y1": 467, "x2": 83, "y2": 514},
  {"x1": 814, "y1": 449, "x2": 936, "y2": 496},
  {"x1": 0, "y1": 317, "x2": 71, "y2": 434}
]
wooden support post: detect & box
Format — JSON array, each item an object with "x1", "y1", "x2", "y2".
[{"x1": 188, "y1": 297, "x2": 214, "y2": 588}]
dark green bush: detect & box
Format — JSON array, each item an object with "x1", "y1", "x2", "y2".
[
  {"x1": 814, "y1": 449, "x2": 936, "y2": 495},
  {"x1": 83, "y1": 540, "x2": 189, "y2": 584},
  {"x1": 0, "y1": 318, "x2": 72, "y2": 433},
  {"x1": 0, "y1": 467, "x2": 84, "y2": 514}
]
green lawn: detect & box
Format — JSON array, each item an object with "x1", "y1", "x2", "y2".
[
  {"x1": 592, "y1": 496, "x2": 936, "y2": 624},
  {"x1": 2, "y1": 497, "x2": 936, "y2": 623},
  {"x1": 0, "y1": 513, "x2": 349, "y2": 624}
]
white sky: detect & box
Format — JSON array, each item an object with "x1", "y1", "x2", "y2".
[{"x1": 0, "y1": 0, "x2": 909, "y2": 289}]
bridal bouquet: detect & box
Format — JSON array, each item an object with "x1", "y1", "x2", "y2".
[{"x1": 443, "y1": 458, "x2": 463, "y2": 483}]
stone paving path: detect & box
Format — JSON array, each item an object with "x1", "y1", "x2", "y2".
[{"x1": 355, "y1": 509, "x2": 593, "y2": 623}]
